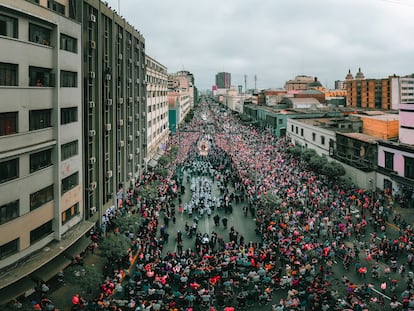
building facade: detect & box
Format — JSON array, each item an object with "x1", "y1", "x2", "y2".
[
  {"x1": 0, "y1": 0, "x2": 89, "y2": 302},
  {"x1": 215, "y1": 72, "x2": 231, "y2": 89},
  {"x1": 0, "y1": 0, "x2": 148, "y2": 303},
  {"x1": 145, "y1": 55, "x2": 169, "y2": 167},
  {"x1": 284, "y1": 75, "x2": 315, "y2": 91}
]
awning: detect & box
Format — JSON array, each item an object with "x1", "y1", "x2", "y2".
[
  {"x1": 63, "y1": 236, "x2": 91, "y2": 259},
  {"x1": 30, "y1": 255, "x2": 71, "y2": 283},
  {"x1": 0, "y1": 277, "x2": 36, "y2": 305}
]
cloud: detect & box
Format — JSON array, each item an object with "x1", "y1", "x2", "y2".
[{"x1": 107, "y1": 0, "x2": 414, "y2": 90}]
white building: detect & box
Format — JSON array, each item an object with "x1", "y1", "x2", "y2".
[
  {"x1": 0, "y1": 0, "x2": 89, "y2": 302},
  {"x1": 145, "y1": 55, "x2": 169, "y2": 168}
]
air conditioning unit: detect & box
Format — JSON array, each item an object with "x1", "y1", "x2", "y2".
[
  {"x1": 89, "y1": 71, "x2": 96, "y2": 79},
  {"x1": 104, "y1": 30, "x2": 109, "y2": 38},
  {"x1": 135, "y1": 148, "x2": 140, "y2": 154},
  {"x1": 118, "y1": 33, "x2": 123, "y2": 39},
  {"x1": 106, "y1": 99, "x2": 113, "y2": 106},
  {"x1": 142, "y1": 128, "x2": 146, "y2": 133},
  {"x1": 135, "y1": 113, "x2": 140, "y2": 120},
  {"x1": 106, "y1": 170, "x2": 113, "y2": 178},
  {"x1": 136, "y1": 61, "x2": 140, "y2": 67},
  {"x1": 128, "y1": 78, "x2": 132, "y2": 84},
  {"x1": 90, "y1": 14, "x2": 96, "y2": 22},
  {"x1": 128, "y1": 39, "x2": 132, "y2": 45},
  {"x1": 89, "y1": 101, "x2": 95, "y2": 108},
  {"x1": 128, "y1": 154, "x2": 133, "y2": 161},
  {"x1": 105, "y1": 123, "x2": 112, "y2": 131},
  {"x1": 128, "y1": 135, "x2": 133, "y2": 141},
  {"x1": 105, "y1": 73, "x2": 111, "y2": 80},
  {"x1": 128, "y1": 116, "x2": 133, "y2": 123},
  {"x1": 89, "y1": 181, "x2": 97, "y2": 190},
  {"x1": 142, "y1": 111, "x2": 146, "y2": 117},
  {"x1": 118, "y1": 53, "x2": 123, "y2": 60},
  {"x1": 136, "y1": 96, "x2": 140, "y2": 102},
  {"x1": 136, "y1": 78, "x2": 140, "y2": 84},
  {"x1": 128, "y1": 58, "x2": 133, "y2": 64},
  {"x1": 128, "y1": 172, "x2": 133, "y2": 178},
  {"x1": 89, "y1": 157, "x2": 96, "y2": 165},
  {"x1": 119, "y1": 140, "x2": 124, "y2": 147},
  {"x1": 90, "y1": 40, "x2": 96, "y2": 49},
  {"x1": 118, "y1": 119, "x2": 124, "y2": 127},
  {"x1": 136, "y1": 43, "x2": 140, "y2": 50},
  {"x1": 135, "y1": 130, "x2": 140, "y2": 137},
  {"x1": 90, "y1": 206, "x2": 97, "y2": 214},
  {"x1": 89, "y1": 130, "x2": 96, "y2": 137},
  {"x1": 119, "y1": 97, "x2": 124, "y2": 104},
  {"x1": 129, "y1": 97, "x2": 133, "y2": 103}
]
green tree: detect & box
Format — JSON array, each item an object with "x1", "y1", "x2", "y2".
[
  {"x1": 64, "y1": 264, "x2": 104, "y2": 296},
  {"x1": 113, "y1": 213, "x2": 141, "y2": 234},
  {"x1": 138, "y1": 180, "x2": 161, "y2": 201},
  {"x1": 322, "y1": 161, "x2": 346, "y2": 178},
  {"x1": 260, "y1": 192, "x2": 282, "y2": 210},
  {"x1": 99, "y1": 233, "x2": 131, "y2": 259},
  {"x1": 157, "y1": 155, "x2": 169, "y2": 167},
  {"x1": 288, "y1": 145, "x2": 302, "y2": 158},
  {"x1": 154, "y1": 167, "x2": 169, "y2": 178},
  {"x1": 302, "y1": 148, "x2": 317, "y2": 162},
  {"x1": 309, "y1": 154, "x2": 327, "y2": 172}
]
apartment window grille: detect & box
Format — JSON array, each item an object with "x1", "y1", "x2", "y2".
[
  {"x1": 61, "y1": 107, "x2": 77, "y2": 124},
  {"x1": 30, "y1": 185, "x2": 53, "y2": 211},
  {"x1": 60, "y1": 33, "x2": 77, "y2": 53},
  {"x1": 62, "y1": 202, "x2": 79, "y2": 224},
  {"x1": 30, "y1": 149, "x2": 52, "y2": 173},
  {"x1": 29, "y1": 109, "x2": 52, "y2": 130},
  {"x1": 29, "y1": 23, "x2": 51, "y2": 46},
  {"x1": 29, "y1": 66, "x2": 53, "y2": 87},
  {"x1": 0, "y1": 62, "x2": 18, "y2": 86},
  {"x1": 61, "y1": 172, "x2": 79, "y2": 194},
  {"x1": 0, "y1": 200, "x2": 19, "y2": 225},
  {"x1": 30, "y1": 220, "x2": 53, "y2": 244},
  {"x1": 61, "y1": 140, "x2": 78, "y2": 160},
  {"x1": 0, "y1": 112, "x2": 18, "y2": 136},
  {"x1": 0, "y1": 14, "x2": 18, "y2": 38},
  {"x1": 0, "y1": 158, "x2": 18, "y2": 184},
  {"x1": 60, "y1": 71, "x2": 77, "y2": 87},
  {"x1": 0, "y1": 238, "x2": 18, "y2": 259},
  {"x1": 404, "y1": 156, "x2": 414, "y2": 179}
]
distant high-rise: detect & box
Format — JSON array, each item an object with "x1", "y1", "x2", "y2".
[{"x1": 215, "y1": 72, "x2": 231, "y2": 89}]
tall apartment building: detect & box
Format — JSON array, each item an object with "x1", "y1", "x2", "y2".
[
  {"x1": 145, "y1": 55, "x2": 169, "y2": 167},
  {"x1": 215, "y1": 72, "x2": 231, "y2": 89},
  {"x1": 345, "y1": 68, "x2": 399, "y2": 110},
  {"x1": 0, "y1": 0, "x2": 147, "y2": 303},
  {"x1": 0, "y1": 0, "x2": 88, "y2": 302}
]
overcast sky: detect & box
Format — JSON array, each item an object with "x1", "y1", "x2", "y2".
[{"x1": 106, "y1": 0, "x2": 414, "y2": 90}]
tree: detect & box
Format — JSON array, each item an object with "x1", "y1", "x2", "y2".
[
  {"x1": 309, "y1": 154, "x2": 327, "y2": 172},
  {"x1": 157, "y1": 155, "x2": 169, "y2": 167},
  {"x1": 288, "y1": 145, "x2": 302, "y2": 158},
  {"x1": 99, "y1": 233, "x2": 131, "y2": 259},
  {"x1": 64, "y1": 264, "x2": 104, "y2": 297},
  {"x1": 138, "y1": 180, "x2": 161, "y2": 201},
  {"x1": 322, "y1": 161, "x2": 346, "y2": 179},
  {"x1": 302, "y1": 149, "x2": 317, "y2": 162},
  {"x1": 260, "y1": 192, "x2": 282, "y2": 210},
  {"x1": 113, "y1": 213, "x2": 141, "y2": 234},
  {"x1": 154, "y1": 167, "x2": 169, "y2": 178}
]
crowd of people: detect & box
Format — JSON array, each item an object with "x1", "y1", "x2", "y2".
[{"x1": 19, "y1": 99, "x2": 413, "y2": 311}]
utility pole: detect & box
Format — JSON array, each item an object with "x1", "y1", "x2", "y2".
[{"x1": 244, "y1": 74, "x2": 247, "y2": 97}]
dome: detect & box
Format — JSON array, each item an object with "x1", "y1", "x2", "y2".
[
  {"x1": 345, "y1": 69, "x2": 354, "y2": 80},
  {"x1": 308, "y1": 77, "x2": 323, "y2": 88},
  {"x1": 355, "y1": 67, "x2": 365, "y2": 79}
]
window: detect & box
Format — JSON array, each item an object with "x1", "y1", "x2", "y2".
[
  {"x1": 29, "y1": 109, "x2": 52, "y2": 130},
  {"x1": 62, "y1": 202, "x2": 79, "y2": 224},
  {"x1": 30, "y1": 220, "x2": 53, "y2": 244},
  {"x1": 29, "y1": 66, "x2": 53, "y2": 87},
  {"x1": 29, "y1": 23, "x2": 51, "y2": 46},
  {"x1": 0, "y1": 158, "x2": 18, "y2": 184},
  {"x1": 0, "y1": 14, "x2": 18, "y2": 38},
  {"x1": 278, "y1": 118, "x2": 283, "y2": 125},
  {"x1": 312, "y1": 133, "x2": 316, "y2": 141},
  {"x1": 0, "y1": 62, "x2": 18, "y2": 86},
  {"x1": 291, "y1": 125, "x2": 294, "y2": 132},
  {"x1": 62, "y1": 172, "x2": 78, "y2": 194},
  {"x1": 30, "y1": 149, "x2": 52, "y2": 173},
  {"x1": 0, "y1": 112, "x2": 18, "y2": 136},
  {"x1": 404, "y1": 156, "x2": 414, "y2": 179},
  {"x1": 321, "y1": 136, "x2": 325, "y2": 145},
  {"x1": 60, "y1": 71, "x2": 77, "y2": 87},
  {"x1": 295, "y1": 126, "x2": 298, "y2": 134},
  {"x1": 48, "y1": 0, "x2": 65, "y2": 15},
  {"x1": 30, "y1": 185, "x2": 53, "y2": 211},
  {"x1": 60, "y1": 34, "x2": 77, "y2": 53},
  {"x1": 0, "y1": 200, "x2": 19, "y2": 225},
  {"x1": 300, "y1": 128, "x2": 304, "y2": 136},
  {"x1": 61, "y1": 140, "x2": 78, "y2": 160},
  {"x1": 384, "y1": 151, "x2": 394, "y2": 171},
  {"x1": 0, "y1": 238, "x2": 18, "y2": 259},
  {"x1": 61, "y1": 107, "x2": 77, "y2": 124}
]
